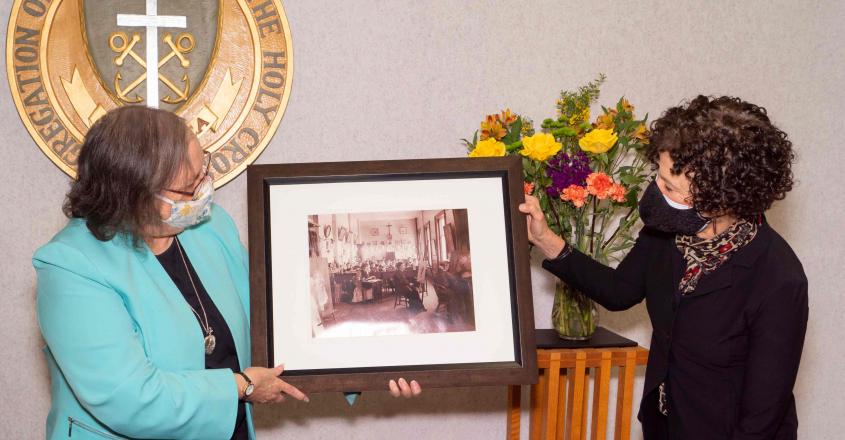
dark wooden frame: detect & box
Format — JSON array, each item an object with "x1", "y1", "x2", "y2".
[{"x1": 247, "y1": 156, "x2": 537, "y2": 392}]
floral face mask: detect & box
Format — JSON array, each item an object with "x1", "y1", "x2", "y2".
[{"x1": 156, "y1": 176, "x2": 214, "y2": 229}]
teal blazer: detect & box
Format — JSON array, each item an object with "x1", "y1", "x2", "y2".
[{"x1": 34, "y1": 204, "x2": 254, "y2": 439}]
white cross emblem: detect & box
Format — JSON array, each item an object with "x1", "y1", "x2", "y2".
[{"x1": 116, "y1": 0, "x2": 186, "y2": 108}]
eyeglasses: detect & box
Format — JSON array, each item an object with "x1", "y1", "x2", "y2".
[{"x1": 163, "y1": 152, "x2": 211, "y2": 197}]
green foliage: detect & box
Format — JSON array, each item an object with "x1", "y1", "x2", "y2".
[
  {"x1": 501, "y1": 117, "x2": 523, "y2": 145},
  {"x1": 556, "y1": 74, "x2": 606, "y2": 121}
]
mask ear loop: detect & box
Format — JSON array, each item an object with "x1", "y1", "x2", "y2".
[
  {"x1": 690, "y1": 193, "x2": 712, "y2": 234},
  {"x1": 693, "y1": 212, "x2": 712, "y2": 234},
  {"x1": 155, "y1": 193, "x2": 177, "y2": 205}
]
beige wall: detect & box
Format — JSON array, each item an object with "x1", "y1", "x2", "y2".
[{"x1": 2, "y1": 0, "x2": 843, "y2": 438}]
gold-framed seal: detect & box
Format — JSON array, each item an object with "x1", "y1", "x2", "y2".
[{"x1": 6, "y1": 0, "x2": 293, "y2": 187}]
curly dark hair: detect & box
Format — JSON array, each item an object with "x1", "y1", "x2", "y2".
[
  {"x1": 645, "y1": 95, "x2": 795, "y2": 220},
  {"x1": 64, "y1": 106, "x2": 190, "y2": 244}
]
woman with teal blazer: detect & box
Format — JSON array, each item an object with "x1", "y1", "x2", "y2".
[{"x1": 34, "y1": 107, "x2": 421, "y2": 439}]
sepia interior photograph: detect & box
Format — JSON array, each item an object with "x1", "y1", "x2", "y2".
[{"x1": 307, "y1": 208, "x2": 475, "y2": 339}]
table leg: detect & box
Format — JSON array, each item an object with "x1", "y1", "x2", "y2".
[
  {"x1": 567, "y1": 352, "x2": 587, "y2": 440},
  {"x1": 591, "y1": 352, "x2": 612, "y2": 440},
  {"x1": 507, "y1": 385, "x2": 521, "y2": 440},
  {"x1": 544, "y1": 352, "x2": 563, "y2": 440},
  {"x1": 613, "y1": 351, "x2": 637, "y2": 440},
  {"x1": 530, "y1": 367, "x2": 547, "y2": 440}
]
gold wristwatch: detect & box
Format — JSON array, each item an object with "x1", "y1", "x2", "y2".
[{"x1": 236, "y1": 371, "x2": 254, "y2": 400}]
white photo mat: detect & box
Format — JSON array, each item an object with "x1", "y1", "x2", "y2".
[{"x1": 268, "y1": 176, "x2": 518, "y2": 371}]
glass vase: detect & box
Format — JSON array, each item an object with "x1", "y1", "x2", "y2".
[{"x1": 552, "y1": 279, "x2": 598, "y2": 340}]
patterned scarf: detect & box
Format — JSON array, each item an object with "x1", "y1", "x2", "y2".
[{"x1": 675, "y1": 218, "x2": 758, "y2": 295}]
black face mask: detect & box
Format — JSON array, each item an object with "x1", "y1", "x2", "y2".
[{"x1": 638, "y1": 180, "x2": 709, "y2": 235}]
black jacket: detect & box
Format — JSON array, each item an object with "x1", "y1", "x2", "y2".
[{"x1": 543, "y1": 222, "x2": 808, "y2": 440}]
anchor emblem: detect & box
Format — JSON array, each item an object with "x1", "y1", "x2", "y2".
[{"x1": 109, "y1": 31, "x2": 195, "y2": 105}]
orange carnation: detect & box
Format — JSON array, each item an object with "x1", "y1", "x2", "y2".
[
  {"x1": 561, "y1": 185, "x2": 588, "y2": 208},
  {"x1": 609, "y1": 183, "x2": 627, "y2": 203},
  {"x1": 524, "y1": 182, "x2": 535, "y2": 195},
  {"x1": 586, "y1": 172, "x2": 614, "y2": 200}
]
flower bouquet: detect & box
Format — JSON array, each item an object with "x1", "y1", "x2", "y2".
[{"x1": 464, "y1": 75, "x2": 653, "y2": 339}]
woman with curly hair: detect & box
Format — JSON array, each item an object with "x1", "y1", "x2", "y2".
[{"x1": 520, "y1": 96, "x2": 807, "y2": 440}]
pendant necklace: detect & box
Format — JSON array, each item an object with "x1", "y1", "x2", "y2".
[{"x1": 175, "y1": 238, "x2": 216, "y2": 355}]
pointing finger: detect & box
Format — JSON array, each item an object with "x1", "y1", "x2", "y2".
[{"x1": 278, "y1": 380, "x2": 309, "y2": 402}]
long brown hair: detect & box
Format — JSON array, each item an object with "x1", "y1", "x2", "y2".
[{"x1": 64, "y1": 106, "x2": 190, "y2": 244}]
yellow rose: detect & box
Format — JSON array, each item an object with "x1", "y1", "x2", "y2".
[
  {"x1": 520, "y1": 133, "x2": 562, "y2": 161},
  {"x1": 469, "y1": 138, "x2": 506, "y2": 157},
  {"x1": 578, "y1": 128, "x2": 618, "y2": 154}
]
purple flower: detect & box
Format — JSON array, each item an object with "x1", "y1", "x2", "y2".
[{"x1": 546, "y1": 151, "x2": 592, "y2": 197}]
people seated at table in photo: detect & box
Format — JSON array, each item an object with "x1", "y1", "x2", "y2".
[
  {"x1": 393, "y1": 262, "x2": 425, "y2": 312},
  {"x1": 350, "y1": 266, "x2": 375, "y2": 303},
  {"x1": 362, "y1": 262, "x2": 375, "y2": 279}
]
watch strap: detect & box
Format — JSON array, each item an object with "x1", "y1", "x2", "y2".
[
  {"x1": 549, "y1": 241, "x2": 573, "y2": 262},
  {"x1": 236, "y1": 371, "x2": 253, "y2": 399}
]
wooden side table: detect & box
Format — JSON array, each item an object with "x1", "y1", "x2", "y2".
[{"x1": 507, "y1": 328, "x2": 649, "y2": 440}]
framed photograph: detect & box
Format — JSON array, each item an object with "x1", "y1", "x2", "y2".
[{"x1": 247, "y1": 157, "x2": 536, "y2": 392}]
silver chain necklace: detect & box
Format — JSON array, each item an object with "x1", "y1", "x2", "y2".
[{"x1": 174, "y1": 238, "x2": 216, "y2": 355}]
